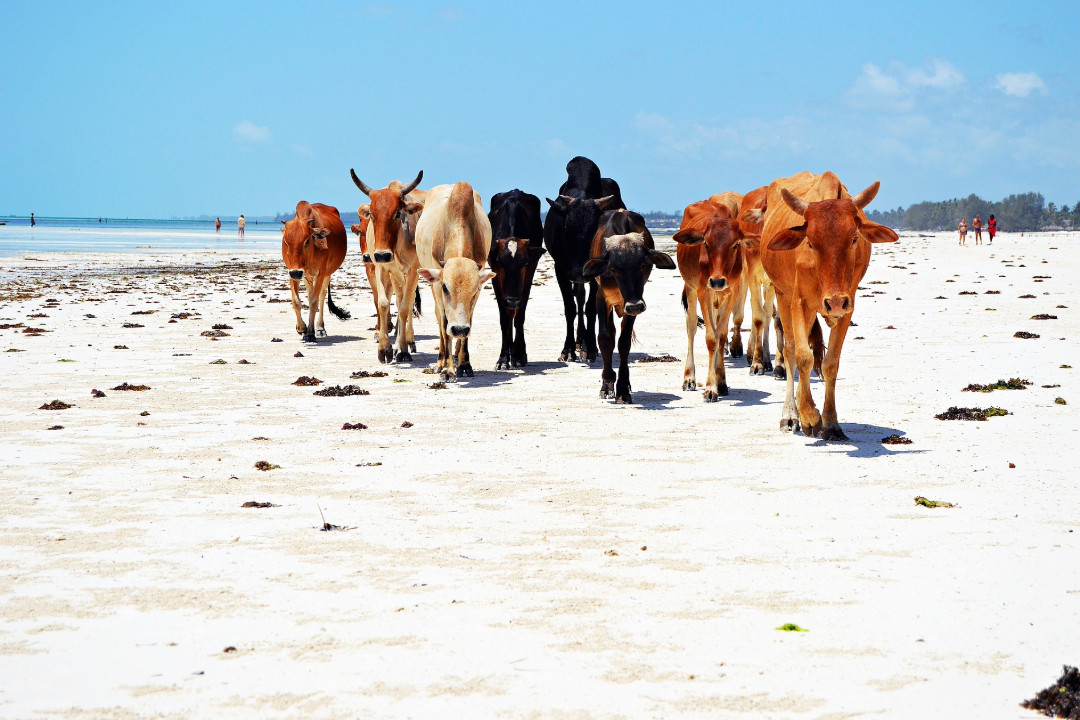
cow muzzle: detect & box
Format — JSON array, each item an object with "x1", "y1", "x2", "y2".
[
  {"x1": 373, "y1": 251, "x2": 393, "y2": 264},
  {"x1": 450, "y1": 324, "x2": 471, "y2": 338},
  {"x1": 624, "y1": 300, "x2": 646, "y2": 316},
  {"x1": 708, "y1": 277, "x2": 727, "y2": 290},
  {"x1": 822, "y1": 294, "x2": 851, "y2": 317},
  {"x1": 288, "y1": 270, "x2": 304, "y2": 280},
  {"x1": 504, "y1": 296, "x2": 521, "y2": 310}
]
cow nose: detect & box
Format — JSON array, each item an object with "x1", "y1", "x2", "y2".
[
  {"x1": 504, "y1": 297, "x2": 521, "y2": 310},
  {"x1": 822, "y1": 294, "x2": 851, "y2": 315},
  {"x1": 708, "y1": 277, "x2": 727, "y2": 290},
  {"x1": 288, "y1": 270, "x2": 304, "y2": 280},
  {"x1": 624, "y1": 300, "x2": 646, "y2": 316},
  {"x1": 373, "y1": 251, "x2": 393, "y2": 263},
  {"x1": 362, "y1": 253, "x2": 372, "y2": 264},
  {"x1": 450, "y1": 325, "x2": 470, "y2": 338}
]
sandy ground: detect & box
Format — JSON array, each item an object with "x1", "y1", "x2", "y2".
[{"x1": 0, "y1": 231, "x2": 1077, "y2": 719}]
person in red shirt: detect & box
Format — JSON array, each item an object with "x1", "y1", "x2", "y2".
[{"x1": 987, "y1": 214, "x2": 997, "y2": 244}]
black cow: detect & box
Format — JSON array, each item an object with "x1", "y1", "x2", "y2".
[
  {"x1": 488, "y1": 190, "x2": 546, "y2": 370},
  {"x1": 582, "y1": 209, "x2": 676, "y2": 403},
  {"x1": 543, "y1": 157, "x2": 623, "y2": 363}
]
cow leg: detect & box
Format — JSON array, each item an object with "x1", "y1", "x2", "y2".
[
  {"x1": 511, "y1": 262, "x2": 538, "y2": 367},
  {"x1": 791, "y1": 302, "x2": 823, "y2": 438},
  {"x1": 773, "y1": 312, "x2": 787, "y2": 380},
  {"x1": 747, "y1": 276, "x2": 766, "y2": 375},
  {"x1": 494, "y1": 282, "x2": 513, "y2": 371},
  {"x1": 596, "y1": 301, "x2": 617, "y2": 399},
  {"x1": 682, "y1": 286, "x2": 698, "y2": 391},
  {"x1": 456, "y1": 336, "x2": 473, "y2": 378},
  {"x1": 614, "y1": 314, "x2": 636, "y2": 404},
  {"x1": 364, "y1": 262, "x2": 381, "y2": 335},
  {"x1": 581, "y1": 282, "x2": 598, "y2": 363},
  {"x1": 375, "y1": 266, "x2": 394, "y2": 363},
  {"x1": 729, "y1": 278, "x2": 746, "y2": 359},
  {"x1": 394, "y1": 267, "x2": 417, "y2": 363},
  {"x1": 774, "y1": 296, "x2": 799, "y2": 432},
  {"x1": 403, "y1": 269, "x2": 419, "y2": 354},
  {"x1": 302, "y1": 275, "x2": 318, "y2": 343},
  {"x1": 289, "y1": 278, "x2": 306, "y2": 337},
  {"x1": 819, "y1": 315, "x2": 851, "y2": 441},
  {"x1": 554, "y1": 265, "x2": 578, "y2": 362},
  {"x1": 431, "y1": 283, "x2": 453, "y2": 381},
  {"x1": 314, "y1": 275, "x2": 329, "y2": 338},
  {"x1": 702, "y1": 292, "x2": 728, "y2": 401},
  {"x1": 761, "y1": 281, "x2": 775, "y2": 372}
]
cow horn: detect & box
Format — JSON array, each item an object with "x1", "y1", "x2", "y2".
[
  {"x1": 350, "y1": 169, "x2": 373, "y2": 197},
  {"x1": 851, "y1": 181, "x2": 881, "y2": 210},
  {"x1": 780, "y1": 188, "x2": 808, "y2": 216},
  {"x1": 400, "y1": 170, "x2": 423, "y2": 197},
  {"x1": 557, "y1": 194, "x2": 577, "y2": 206}
]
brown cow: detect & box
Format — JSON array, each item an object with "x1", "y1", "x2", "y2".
[
  {"x1": 280, "y1": 201, "x2": 350, "y2": 343},
  {"x1": 350, "y1": 215, "x2": 382, "y2": 334},
  {"x1": 732, "y1": 185, "x2": 778, "y2": 376},
  {"x1": 582, "y1": 209, "x2": 675, "y2": 403},
  {"x1": 674, "y1": 193, "x2": 757, "y2": 401},
  {"x1": 415, "y1": 182, "x2": 494, "y2": 382},
  {"x1": 350, "y1": 170, "x2": 426, "y2": 363},
  {"x1": 760, "y1": 171, "x2": 898, "y2": 440}
]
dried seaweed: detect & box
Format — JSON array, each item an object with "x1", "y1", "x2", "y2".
[
  {"x1": 47, "y1": 425, "x2": 64, "y2": 430},
  {"x1": 881, "y1": 435, "x2": 912, "y2": 444},
  {"x1": 292, "y1": 376, "x2": 322, "y2": 386},
  {"x1": 1056, "y1": 398, "x2": 1068, "y2": 405},
  {"x1": 636, "y1": 353, "x2": 681, "y2": 363},
  {"x1": 1021, "y1": 665, "x2": 1080, "y2": 719},
  {"x1": 254, "y1": 461, "x2": 279, "y2": 471},
  {"x1": 122, "y1": 323, "x2": 144, "y2": 328},
  {"x1": 91, "y1": 389, "x2": 106, "y2": 398},
  {"x1": 962, "y1": 378, "x2": 1031, "y2": 392},
  {"x1": 1032, "y1": 314, "x2": 1058, "y2": 320},
  {"x1": 915, "y1": 496, "x2": 956, "y2": 508},
  {"x1": 241, "y1": 501, "x2": 278, "y2": 508},
  {"x1": 935, "y1": 406, "x2": 1010, "y2": 421},
  {"x1": 428, "y1": 382, "x2": 447, "y2": 390},
  {"x1": 401, "y1": 421, "x2": 414, "y2": 428},
  {"x1": 131, "y1": 310, "x2": 156, "y2": 315},
  {"x1": 350, "y1": 370, "x2": 388, "y2": 378},
  {"x1": 342, "y1": 422, "x2": 368, "y2": 430},
  {"x1": 1019, "y1": 294, "x2": 1037, "y2": 299},
  {"x1": 201, "y1": 329, "x2": 229, "y2": 337},
  {"x1": 113, "y1": 345, "x2": 128, "y2": 349},
  {"x1": 212, "y1": 323, "x2": 233, "y2": 330},
  {"x1": 209, "y1": 359, "x2": 228, "y2": 364},
  {"x1": 776, "y1": 624, "x2": 808, "y2": 632},
  {"x1": 313, "y1": 385, "x2": 369, "y2": 397},
  {"x1": 112, "y1": 382, "x2": 150, "y2": 391},
  {"x1": 1014, "y1": 331, "x2": 1040, "y2": 339},
  {"x1": 40, "y1": 400, "x2": 72, "y2": 410}
]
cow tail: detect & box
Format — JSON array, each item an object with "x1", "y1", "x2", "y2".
[
  {"x1": 809, "y1": 318, "x2": 824, "y2": 377},
  {"x1": 413, "y1": 285, "x2": 422, "y2": 317},
  {"x1": 326, "y1": 283, "x2": 351, "y2": 320},
  {"x1": 680, "y1": 289, "x2": 705, "y2": 328}
]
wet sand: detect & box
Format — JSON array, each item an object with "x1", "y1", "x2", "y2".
[{"x1": 0, "y1": 232, "x2": 1077, "y2": 719}]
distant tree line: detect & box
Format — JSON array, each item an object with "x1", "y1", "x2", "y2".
[{"x1": 867, "y1": 192, "x2": 1080, "y2": 232}]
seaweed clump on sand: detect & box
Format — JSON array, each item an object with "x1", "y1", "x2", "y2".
[
  {"x1": 935, "y1": 406, "x2": 1010, "y2": 421},
  {"x1": 881, "y1": 435, "x2": 912, "y2": 444},
  {"x1": 39, "y1": 400, "x2": 72, "y2": 410},
  {"x1": 962, "y1": 378, "x2": 1032, "y2": 392},
  {"x1": 1032, "y1": 314, "x2": 1058, "y2": 320},
  {"x1": 1015, "y1": 331, "x2": 1040, "y2": 339},
  {"x1": 1022, "y1": 665, "x2": 1080, "y2": 719},
  {"x1": 636, "y1": 354, "x2": 681, "y2": 363},
  {"x1": 292, "y1": 376, "x2": 322, "y2": 386},
  {"x1": 254, "y1": 461, "x2": 280, "y2": 471},
  {"x1": 350, "y1": 370, "x2": 388, "y2": 378},
  {"x1": 342, "y1": 422, "x2": 368, "y2": 430},
  {"x1": 112, "y1": 382, "x2": 150, "y2": 391},
  {"x1": 313, "y1": 385, "x2": 369, "y2": 397}
]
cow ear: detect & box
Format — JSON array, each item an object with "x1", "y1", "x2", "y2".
[
  {"x1": 739, "y1": 208, "x2": 764, "y2": 225},
  {"x1": 418, "y1": 268, "x2": 441, "y2": 283},
  {"x1": 528, "y1": 245, "x2": 547, "y2": 260},
  {"x1": 581, "y1": 254, "x2": 609, "y2": 279},
  {"x1": 649, "y1": 250, "x2": 676, "y2": 270},
  {"x1": 314, "y1": 236, "x2": 329, "y2": 250},
  {"x1": 479, "y1": 271, "x2": 496, "y2": 286},
  {"x1": 358, "y1": 204, "x2": 372, "y2": 220},
  {"x1": 313, "y1": 228, "x2": 331, "y2": 239},
  {"x1": 768, "y1": 224, "x2": 807, "y2": 251},
  {"x1": 858, "y1": 219, "x2": 899, "y2": 244},
  {"x1": 403, "y1": 202, "x2": 424, "y2": 215},
  {"x1": 280, "y1": 226, "x2": 286, "y2": 234},
  {"x1": 672, "y1": 228, "x2": 705, "y2": 246}
]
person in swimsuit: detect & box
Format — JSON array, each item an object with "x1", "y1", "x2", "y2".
[
  {"x1": 215, "y1": 217, "x2": 221, "y2": 232},
  {"x1": 30, "y1": 213, "x2": 35, "y2": 227},
  {"x1": 987, "y1": 214, "x2": 997, "y2": 244},
  {"x1": 958, "y1": 218, "x2": 967, "y2": 245},
  {"x1": 238, "y1": 214, "x2": 246, "y2": 239},
  {"x1": 972, "y1": 214, "x2": 983, "y2": 245}
]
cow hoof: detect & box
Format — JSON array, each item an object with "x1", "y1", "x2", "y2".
[
  {"x1": 821, "y1": 426, "x2": 849, "y2": 441},
  {"x1": 750, "y1": 364, "x2": 764, "y2": 376},
  {"x1": 441, "y1": 371, "x2": 457, "y2": 383},
  {"x1": 409, "y1": 342, "x2": 417, "y2": 353},
  {"x1": 378, "y1": 348, "x2": 393, "y2": 364},
  {"x1": 512, "y1": 354, "x2": 527, "y2": 368},
  {"x1": 763, "y1": 360, "x2": 773, "y2": 372},
  {"x1": 614, "y1": 394, "x2": 633, "y2": 404},
  {"x1": 457, "y1": 364, "x2": 474, "y2": 378},
  {"x1": 559, "y1": 347, "x2": 575, "y2": 362},
  {"x1": 495, "y1": 357, "x2": 511, "y2": 371},
  {"x1": 774, "y1": 366, "x2": 787, "y2": 380},
  {"x1": 316, "y1": 328, "x2": 327, "y2": 338},
  {"x1": 578, "y1": 348, "x2": 589, "y2": 362},
  {"x1": 702, "y1": 389, "x2": 719, "y2": 403},
  {"x1": 394, "y1": 350, "x2": 411, "y2": 363},
  {"x1": 683, "y1": 379, "x2": 696, "y2": 391},
  {"x1": 729, "y1": 345, "x2": 743, "y2": 359},
  {"x1": 779, "y1": 416, "x2": 798, "y2": 433},
  {"x1": 303, "y1": 333, "x2": 317, "y2": 344},
  {"x1": 584, "y1": 351, "x2": 597, "y2": 363},
  {"x1": 600, "y1": 384, "x2": 615, "y2": 399}
]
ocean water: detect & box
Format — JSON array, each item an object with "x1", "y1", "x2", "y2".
[{"x1": 0, "y1": 218, "x2": 281, "y2": 257}]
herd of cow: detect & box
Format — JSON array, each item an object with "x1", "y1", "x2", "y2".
[{"x1": 279, "y1": 156, "x2": 899, "y2": 441}]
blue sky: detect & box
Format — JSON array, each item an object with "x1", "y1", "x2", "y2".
[{"x1": 2, "y1": 1, "x2": 1077, "y2": 217}]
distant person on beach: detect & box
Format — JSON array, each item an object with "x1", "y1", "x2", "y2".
[
  {"x1": 987, "y1": 214, "x2": 997, "y2": 244},
  {"x1": 957, "y1": 218, "x2": 967, "y2": 245},
  {"x1": 238, "y1": 214, "x2": 245, "y2": 239},
  {"x1": 215, "y1": 217, "x2": 221, "y2": 232},
  {"x1": 972, "y1": 214, "x2": 983, "y2": 244},
  {"x1": 30, "y1": 213, "x2": 35, "y2": 227}
]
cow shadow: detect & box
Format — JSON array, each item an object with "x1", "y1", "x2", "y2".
[
  {"x1": 455, "y1": 361, "x2": 564, "y2": 388},
  {"x1": 302, "y1": 334, "x2": 366, "y2": 347},
  {"x1": 620, "y1": 390, "x2": 682, "y2": 410},
  {"x1": 800, "y1": 423, "x2": 927, "y2": 458}
]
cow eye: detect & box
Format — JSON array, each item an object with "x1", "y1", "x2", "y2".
[{"x1": 442, "y1": 285, "x2": 450, "y2": 296}]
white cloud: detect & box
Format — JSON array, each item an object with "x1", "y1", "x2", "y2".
[
  {"x1": 993, "y1": 72, "x2": 1048, "y2": 97},
  {"x1": 633, "y1": 112, "x2": 809, "y2": 161},
  {"x1": 233, "y1": 120, "x2": 272, "y2": 144},
  {"x1": 849, "y1": 59, "x2": 964, "y2": 111}
]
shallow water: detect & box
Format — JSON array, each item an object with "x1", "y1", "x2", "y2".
[{"x1": 0, "y1": 223, "x2": 280, "y2": 257}]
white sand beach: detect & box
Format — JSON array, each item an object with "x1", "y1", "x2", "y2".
[{"x1": 0, "y1": 231, "x2": 1077, "y2": 719}]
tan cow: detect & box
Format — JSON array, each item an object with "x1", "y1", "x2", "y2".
[
  {"x1": 732, "y1": 185, "x2": 778, "y2": 376},
  {"x1": 760, "y1": 171, "x2": 898, "y2": 440},
  {"x1": 415, "y1": 182, "x2": 493, "y2": 382},
  {"x1": 350, "y1": 170, "x2": 426, "y2": 363},
  {"x1": 674, "y1": 192, "x2": 756, "y2": 401},
  {"x1": 280, "y1": 201, "x2": 350, "y2": 343},
  {"x1": 350, "y1": 215, "x2": 382, "y2": 334}
]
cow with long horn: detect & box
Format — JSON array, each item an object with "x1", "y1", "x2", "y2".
[{"x1": 350, "y1": 170, "x2": 426, "y2": 363}]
